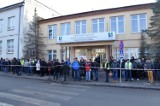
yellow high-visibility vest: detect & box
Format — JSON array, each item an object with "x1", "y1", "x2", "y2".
[
  {"x1": 105, "y1": 61, "x2": 110, "y2": 69},
  {"x1": 128, "y1": 62, "x2": 132, "y2": 69},
  {"x1": 20, "y1": 59, "x2": 24, "y2": 65}
]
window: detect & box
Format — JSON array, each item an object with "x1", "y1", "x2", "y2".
[
  {"x1": 61, "y1": 48, "x2": 66, "y2": 61},
  {"x1": 110, "y1": 16, "x2": 124, "y2": 34},
  {"x1": 92, "y1": 18, "x2": 105, "y2": 33},
  {"x1": 8, "y1": 16, "x2": 15, "y2": 30},
  {"x1": 48, "y1": 24, "x2": 57, "y2": 39},
  {"x1": 114, "y1": 48, "x2": 139, "y2": 60},
  {"x1": 48, "y1": 50, "x2": 57, "y2": 61},
  {"x1": 0, "y1": 19, "x2": 3, "y2": 32},
  {"x1": 0, "y1": 41, "x2": 2, "y2": 53},
  {"x1": 61, "y1": 22, "x2": 71, "y2": 35},
  {"x1": 75, "y1": 20, "x2": 86, "y2": 34},
  {"x1": 131, "y1": 14, "x2": 147, "y2": 33},
  {"x1": 7, "y1": 39, "x2": 14, "y2": 53}
]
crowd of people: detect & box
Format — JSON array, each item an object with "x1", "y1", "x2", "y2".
[{"x1": 0, "y1": 56, "x2": 160, "y2": 83}]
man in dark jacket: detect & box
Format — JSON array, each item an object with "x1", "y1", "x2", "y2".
[
  {"x1": 79, "y1": 58, "x2": 85, "y2": 79},
  {"x1": 95, "y1": 55, "x2": 100, "y2": 67},
  {"x1": 104, "y1": 59, "x2": 110, "y2": 82},
  {"x1": 111, "y1": 59, "x2": 119, "y2": 83},
  {"x1": 53, "y1": 59, "x2": 60, "y2": 80},
  {"x1": 40, "y1": 58, "x2": 46, "y2": 77},
  {"x1": 93, "y1": 60, "x2": 99, "y2": 81},
  {"x1": 154, "y1": 59, "x2": 160, "y2": 80},
  {"x1": 61, "y1": 61, "x2": 70, "y2": 82}
]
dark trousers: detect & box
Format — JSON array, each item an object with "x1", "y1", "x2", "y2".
[
  {"x1": 53, "y1": 70, "x2": 59, "y2": 80},
  {"x1": 40, "y1": 68, "x2": 45, "y2": 77},
  {"x1": 105, "y1": 69, "x2": 109, "y2": 82},
  {"x1": 125, "y1": 70, "x2": 132, "y2": 81},
  {"x1": 74, "y1": 70, "x2": 80, "y2": 81},
  {"x1": 94, "y1": 69, "x2": 98, "y2": 81}
]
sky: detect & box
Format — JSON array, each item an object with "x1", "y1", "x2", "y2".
[{"x1": 0, "y1": 0, "x2": 156, "y2": 15}]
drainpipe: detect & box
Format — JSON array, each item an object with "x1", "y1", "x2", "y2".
[{"x1": 18, "y1": 6, "x2": 22, "y2": 59}]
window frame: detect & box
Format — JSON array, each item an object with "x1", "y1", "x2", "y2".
[
  {"x1": 92, "y1": 18, "x2": 105, "y2": 33},
  {"x1": 75, "y1": 20, "x2": 87, "y2": 34},
  {"x1": 131, "y1": 13, "x2": 147, "y2": 33},
  {"x1": 7, "y1": 39, "x2": 14, "y2": 53},
  {"x1": 0, "y1": 41, "x2": 2, "y2": 54},
  {"x1": 110, "y1": 15, "x2": 125, "y2": 34},
  {"x1": 60, "y1": 22, "x2": 71, "y2": 35},
  {"x1": 0, "y1": 19, "x2": 3, "y2": 32},
  {"x1": 114, "y1": 48, "x2": 139, "y2": 60},
  {"x1": 48, "y1": 24, "x2": 57, "y2": 39},
  {"x1": 8, "y1": 16, "x2": 15, "y2": 30},
  {"x1": 48, "y1": 50, "x2": 57, "y2": 61}
]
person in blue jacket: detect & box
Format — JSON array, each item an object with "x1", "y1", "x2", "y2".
[{"x1": 72, "y1": 58, "x2": 80, "y2": 81}]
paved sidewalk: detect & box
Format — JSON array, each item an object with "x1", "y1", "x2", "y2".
[{"x1": 0, "y1": 71, "x2": 160, "y2": 90}]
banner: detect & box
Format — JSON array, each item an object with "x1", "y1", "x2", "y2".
[{"x1": 57, "y1": 32, "x2": 115, "y2": 43}]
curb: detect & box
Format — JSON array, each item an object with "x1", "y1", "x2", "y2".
[{"x1": 0, "y1": 73, "x2": 160, "y2": 90}]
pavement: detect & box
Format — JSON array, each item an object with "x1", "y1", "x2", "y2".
[{"x1": 0, "y1": 71, "x2": 160, "y2": 90}]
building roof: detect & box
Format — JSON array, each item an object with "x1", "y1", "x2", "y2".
[
  {"x1": 0, "y1": 2, "x2": 24, "y2": 13},
  {"x1": 39, "y1": 3, "x2": 155, "y2": 24}
]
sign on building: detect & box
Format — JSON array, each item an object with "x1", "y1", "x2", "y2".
[{"x1": 57, "y1": 32, "x2": 116, "y2": 43}]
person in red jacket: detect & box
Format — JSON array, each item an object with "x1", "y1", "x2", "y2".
[{"x1": 85, "y1": 59, "x2": 91, "y2": 81}]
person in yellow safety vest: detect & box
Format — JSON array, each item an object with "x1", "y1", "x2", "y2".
[
  {"x1": 125, "y1": 59, "x2": 133, "y2": 81},
  {"x1": 20, "y1": 58, "x2": 25, "y2": 66},
  {"x1": 20, "y1": 58, "x2": 25, "y2": 73},
  {"x1": 104, "y1": 59, "x2": 110, "y2": 82}
]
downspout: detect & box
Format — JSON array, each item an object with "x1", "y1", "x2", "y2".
[{"x1": 18, "y1": 5, "x2": 22, "y2": 59}]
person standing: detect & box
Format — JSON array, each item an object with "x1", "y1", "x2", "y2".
[
  {"x1": 94, "y1": 55, "x2": 100, "y2": 67},
  {"x1": 72, "y1": 58, "x2": 80, "y2": 81},
  {"x1": 36, "y1": 60, "x2": 40, "y2": 74},
  {"x1": 28, "y1": 59, "x2": 33, "y2": 76},
  {"x1": 153, "y1": 59, "x2": 160, "y2": 80},
  {"x1": 65, "y1": 58, "x2": 71, "y2": 76},
  {"x1": 111, "y1": 59, "x2": 119, "y2": 83},
  {"x1": 85, "y1": 60, "x2": 91, "y2": 81},
  {"x1": 125, "y1": 59, "x2": 133, "y2": 81},
  {"x1": 61, "y1": 61, "x2": 70, "y2": 82},
  {"x1": 53, "y1": 59, "x2": 60, "y2": 80},
  {"x1": 104, "y1": 59, "x2": 110, "y2": 82},
  {"x1": 92, "y1": 60, "x2": 98, "y2": 81},
  {"x1": 146, "y1": 59, "x2": 154, "y2": 83},
  {"x1": 79, "y1": 58, "x2": 85, "y2": 80},
  {"x1": 121, "y1": 59, "x2": 126, "y2": 80},
  {"x1": 40, "y1": 58, "x2": 46, "y2": 77}
]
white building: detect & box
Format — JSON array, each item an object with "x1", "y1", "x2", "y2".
[{"x1": 0, "y1": 0, "x2": 60, "y2": 59}]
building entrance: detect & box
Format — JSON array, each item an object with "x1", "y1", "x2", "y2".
[
  {"x1": 75, "y1": 47, "x2": 106, "y2": 68},
  {"x1": 92, "y1": 48, "x2": 106, "y2": 68}
]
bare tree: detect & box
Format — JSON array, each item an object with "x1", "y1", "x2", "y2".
[{"x1": 23, "y1": 8, "x2": 46, "y2": 59}]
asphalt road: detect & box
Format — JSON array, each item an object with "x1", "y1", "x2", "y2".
[{"x1": 0, "y1": 76, "x2": 160, "y2": 106}]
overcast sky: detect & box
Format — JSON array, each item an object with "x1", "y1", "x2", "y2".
[{"x1": 0, "y1": 0, "x2": 156, "y2": 15}]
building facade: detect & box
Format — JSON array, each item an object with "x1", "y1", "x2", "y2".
[
  {"x1": 0, "y1": 0, "x2": 59, "y2": 59},
  {"x1": 39, "y1": 3, "x2": 154, "y2": 65}
]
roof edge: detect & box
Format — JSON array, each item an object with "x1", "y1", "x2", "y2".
[
  {"x1": 0, "y1": 2, "x2": 24, "y2": 13},
  {"x1": 39, "y1": 2, "x2": 155, "y2": 24}
]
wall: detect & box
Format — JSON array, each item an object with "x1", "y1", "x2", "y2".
[
  {"x1": 0, "y1": 7, "x2": 23, "y2": 59},
  {"x1": 39, "y1": 7, "x2": 153, "y2": 61},
  {"x1": 21, "y1": 0, "x2": 59, "y2": 58}
]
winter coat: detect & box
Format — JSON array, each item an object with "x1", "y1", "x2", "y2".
[
  {"x1": 146, "y1": 62, "x2": 154, "y2": 70},
  {"x1": 61, "y1": 63, "x2": 69, "y2": 75},
  {"x1": 111, "y1": 61, "x2": 119, "y2": 71},
  {"x1": 93, "y1": 61, "x2": 99, "y2": 70},
  {"x1": 36, "y1": 62, "x2": 40, "y2": 71},
  {"x1": 72, "y1": 61, "x2": 80, "y2": 70},
  {"x1": 85, "y1": 62, "x2": 91, "y2": 72},
  {"x1": 79, "y1": 61, "x2": 85, "y2": 70}
]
